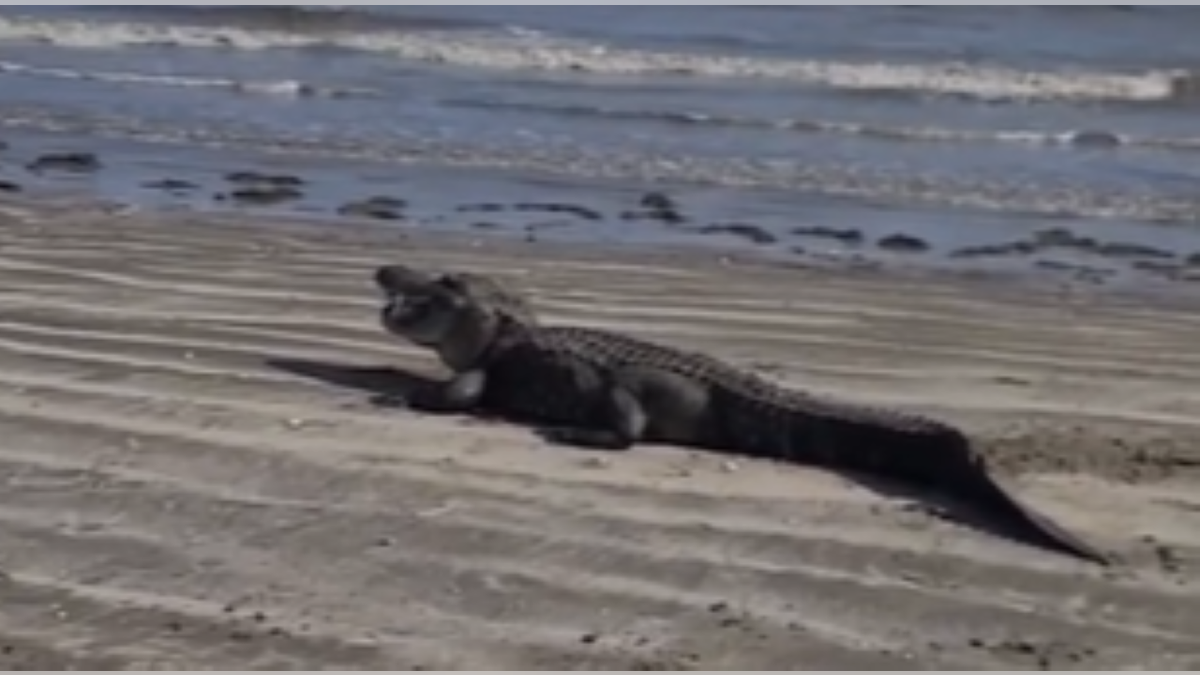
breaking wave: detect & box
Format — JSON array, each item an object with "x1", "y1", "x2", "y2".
[
  {"x1": 0, "y1": 60, "x2": 378, "y2": 99},
  {"x1": 0, "y1": 15, "x2": 1196, "y2": 103},
  {"x1": 444, "y1": 97, "x2": 1200, "y2": 153}
]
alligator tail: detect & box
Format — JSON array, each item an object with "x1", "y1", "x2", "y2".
[
  {"x1": 766, "y1": 395, "x2": 1111, "y2": 565},
  {"x1": 951, "y1": 458, "x2": 1112, "y2": 566}
]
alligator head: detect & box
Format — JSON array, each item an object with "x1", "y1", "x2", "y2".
[{"x1": 373, "y1": 264, "x2": 536, "y2": 372}]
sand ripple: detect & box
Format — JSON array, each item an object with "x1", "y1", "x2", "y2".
[{"x1": 0, "y1": 200, "x2": 1197, "y2": 668}]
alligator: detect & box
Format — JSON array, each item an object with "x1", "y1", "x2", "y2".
[{"x1": 373, "y1": 263, "x2": 1111, "y2": 566}]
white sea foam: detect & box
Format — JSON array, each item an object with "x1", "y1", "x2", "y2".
[{"x1": 0, "y1": 16, "x2": 1192, "y2": 103}]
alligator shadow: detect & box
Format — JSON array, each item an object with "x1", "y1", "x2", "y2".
[
  {"x1": 834, "y1": 471, "x2": 1038, "y2": 551},
  {"x1": 264, "y1": 356, "x2": 1070, "y2": 558},
  {"x1": 264, "y1": 356, "x2": 447, "y2": 413}
]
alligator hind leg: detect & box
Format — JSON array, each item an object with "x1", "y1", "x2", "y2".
[{"x1": 538, "y1": 384, "x2": 647, "y2": 451}]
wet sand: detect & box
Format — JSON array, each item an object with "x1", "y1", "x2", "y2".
[
  {"x1": 7, "y1": 138, "x2": 1200, "y2": 291},
  {"x1": 0, "y1": 194, "x2": 1198, "y2": 669}
]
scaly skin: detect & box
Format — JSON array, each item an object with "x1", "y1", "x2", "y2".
[{"x1": 373, "y1": 264, "x2": 1111, "y2": 566}]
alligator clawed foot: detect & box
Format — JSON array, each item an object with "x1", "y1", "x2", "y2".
[
  {"x1": 537, "y1": 426, "x2": 635, "y2": 452},
  {"x1": 370, "y1": 393, "x2": 411, "y2": 409}
]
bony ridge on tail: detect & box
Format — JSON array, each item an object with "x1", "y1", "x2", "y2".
[{"x1": 373, "y1": 264, "x2": 1112, "y2": 567}]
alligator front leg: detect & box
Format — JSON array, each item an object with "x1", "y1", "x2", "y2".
[{"x1": 378, "y1": 369, "x2": 488, "y2": 415}]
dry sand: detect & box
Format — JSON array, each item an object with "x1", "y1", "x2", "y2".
[{"x1": 0, "y1": 194, "x2": 1198, "y2": 670}]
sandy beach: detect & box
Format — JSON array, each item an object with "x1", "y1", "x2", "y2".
[{"x1": 0, "y1": 193, "x2": 1198, "y2": 669}]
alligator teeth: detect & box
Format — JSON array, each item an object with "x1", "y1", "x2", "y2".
[
  {"x1": 386, "y1": 294, "x2": 427, "y2": 319},
  {"x1": 383, "y1": 293, "x2": 410, "y2": 307}
]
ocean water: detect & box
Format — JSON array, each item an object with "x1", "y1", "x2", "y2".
[{"x1": 2, "y1": 5, "x2": 1200, "y2": 282}]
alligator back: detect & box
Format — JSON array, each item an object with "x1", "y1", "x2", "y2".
[{"x1": 487, "y1": 323, "x2": 966, "y2": 481}]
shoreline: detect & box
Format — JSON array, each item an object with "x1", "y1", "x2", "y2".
[
  {"x1": 0, "y1": 188, "x2": 1199, "y2": 668},
  {"x1": 5, "y1": 177, "x2": 1200, "y2": 315},
  {"x1": 5, "y1": 128, "x2": 1200, "y2": 299}
]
